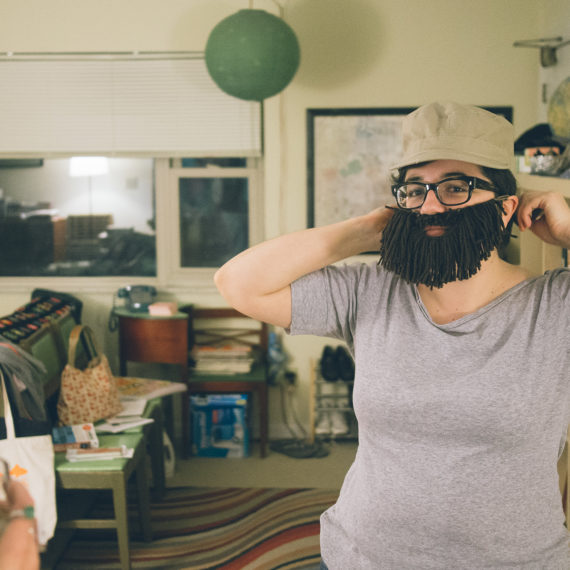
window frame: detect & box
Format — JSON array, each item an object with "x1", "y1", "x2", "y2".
[
  {"x1": 157, "y1": 157, "x2": 263, "y2": 291},
  {"x1": 0, "y1": 156, "x2": 264, "y2": 294}
]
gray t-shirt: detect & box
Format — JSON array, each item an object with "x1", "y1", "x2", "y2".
[{"x1": 290, "y1": 263, "x2": 570, "y2": 569}]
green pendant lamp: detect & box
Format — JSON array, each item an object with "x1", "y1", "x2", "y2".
[{"x1": 205, "y1": 8, "x2": 301, "y2": 101}]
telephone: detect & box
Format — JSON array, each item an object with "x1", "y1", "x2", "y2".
[
  {"x1": 116, "y1": 285, "x2": 157, "y2": 313},
  {"x1": 108, "y1": 285, "x2": 158, "y2": 332}
]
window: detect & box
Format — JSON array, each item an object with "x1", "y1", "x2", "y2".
[
  {"x1": 0, "y1": 54, "x2": 263, "y2": 288},
  {"x1": 0, "y1": 156, "x2": 263, "y2": 286},
  {"x1": 159, "y1": 158, "x2": 262, "y2": 285},
  {"x1": 179, "y1": 177, "x2": 249, "y2": 268},
  {"x1": 0, "y1": 157, "x2": 155, "y2": 277}
]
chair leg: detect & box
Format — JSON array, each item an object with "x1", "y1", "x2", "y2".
[
  {"x1": 111, "y1": 475, "x2": 131, "y2": 570},
  {"x1": 259, "y1": 384, "x2": 268, "y2": 458},
  {"x1": 148, "y1": 409, "x2": 165, "y2": 501},
  {"x1": 183, "y1": 393, "x2": 191, "y2": 458},
  {"x1": 136, "y1": 453, "x2": 153, "y2": 542}
]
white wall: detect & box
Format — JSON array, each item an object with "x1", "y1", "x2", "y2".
[{"x1": 0, "y1": 0, "x2": 567, "y2": 439}]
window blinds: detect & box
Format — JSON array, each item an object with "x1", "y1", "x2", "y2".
[{"x1": 0, "y1": 56, "x2": 261, "y2": 157}]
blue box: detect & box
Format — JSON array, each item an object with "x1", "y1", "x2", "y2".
[{"x1": 190, "y1": 394, "x2": 249, "y2": 458}]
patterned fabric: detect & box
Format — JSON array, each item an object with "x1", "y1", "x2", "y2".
[{"x1": 56, "y1": 486, "x2": 338, "y2": 569}]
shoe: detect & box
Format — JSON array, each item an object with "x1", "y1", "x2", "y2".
[
  {"x1": 330, "y1": 410, "x2": 349, "y2": 436},
  {"x1": 320, "y1": 345, "x2": 338, "y2": 382},
  {"x1": 335, "y1": 346, "x2": 355, "y2": 382},
  {"x1": 315, "y1": 411, "x2": 331, "y2": 435}
]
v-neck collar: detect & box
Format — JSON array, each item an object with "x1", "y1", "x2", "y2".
[{"x1": 412, "y1": 276, "x2": 537, "y2": 329}]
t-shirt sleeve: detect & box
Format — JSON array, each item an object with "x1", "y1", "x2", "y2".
[{"x1": 289, "y1": 263, "x2": 371, "y2": 345}]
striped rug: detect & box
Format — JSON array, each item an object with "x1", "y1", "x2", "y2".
[{"x1": 55, "y1": 486, "x2": 339, "y2": 569}]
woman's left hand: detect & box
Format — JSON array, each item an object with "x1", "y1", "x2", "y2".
[{"x1": 517, "y1": 190, "x2": 570, "y2": 248}]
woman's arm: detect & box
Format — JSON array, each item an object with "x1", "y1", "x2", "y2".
[{"x1": 214, "y1": 207, "x2": 393, "y2": 328}]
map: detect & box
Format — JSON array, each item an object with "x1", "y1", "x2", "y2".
[{"x1": 312, "y1": 113, "x2": 406, "y2": 228}]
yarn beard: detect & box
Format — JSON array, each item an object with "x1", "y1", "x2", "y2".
[{"x1": 378, "y1": 199, "x2": 507, "y2": 289}]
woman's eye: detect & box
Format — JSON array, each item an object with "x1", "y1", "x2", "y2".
[{"x1": 442, "y1": 182, "x2": 469, "y2": 194}]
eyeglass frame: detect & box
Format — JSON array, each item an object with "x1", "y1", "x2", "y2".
[{"x1": 391, "y1": 175, "x2": 498, "y2": 210}]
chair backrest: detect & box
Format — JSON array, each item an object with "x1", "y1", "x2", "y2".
[
  {"x1": 190, "y1": 308, "x2": 269, "y2": 352},
  {"x1": 19, "y1": 322, "x2": 65, "y2": 399}
]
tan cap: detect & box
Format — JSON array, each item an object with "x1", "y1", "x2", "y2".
[{"x1": 392, "y1": 101, "x2": 514, "y2": 171}]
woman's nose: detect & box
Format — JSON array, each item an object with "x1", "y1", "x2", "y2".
[{"x1": 419, "y1": 188, "x2": 447, "y2": 215}]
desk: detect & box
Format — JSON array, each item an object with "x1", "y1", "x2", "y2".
[{"x1": 116, "y1": 309, "x2": 189, "y2": 453}]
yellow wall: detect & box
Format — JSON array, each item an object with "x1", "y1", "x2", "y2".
[{"x1": 0, "y1": 0, "x2": 566, "y2": 437}]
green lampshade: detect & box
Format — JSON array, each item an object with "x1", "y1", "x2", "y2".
[{"x1": 205, "y1": 9, "x2": 301, "y2": 101}]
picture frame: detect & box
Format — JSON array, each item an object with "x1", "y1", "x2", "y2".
[{"x1": 307, "y1": 106, "x2": 513, "y2": 232}]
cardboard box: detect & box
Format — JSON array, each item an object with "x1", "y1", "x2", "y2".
[{"x1": 190, "y1": 394, "x2": 249, "y2": 458}]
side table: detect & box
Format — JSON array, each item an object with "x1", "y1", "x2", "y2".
[{"x1": 116, "y1": 308, "x2": 190, "y2": 454}]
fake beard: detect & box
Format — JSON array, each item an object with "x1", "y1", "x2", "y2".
[{"x1": 378, "y1": 199, "x2": 507, "y2": 289}]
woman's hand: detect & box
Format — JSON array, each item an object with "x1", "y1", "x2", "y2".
[
  {"x1": 517, "y1": 190, "x2": 570, "y2": 248},
  {"x1": 0, "y1": 480, "x2": 39, "y2": 570},
  {"x1": 359, "y1": 206, "x2": 395, "y2": 251}
]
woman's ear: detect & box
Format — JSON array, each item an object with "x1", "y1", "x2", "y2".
[{"x1": 501, "y1": 195, "x2": 519, "y2": 225}]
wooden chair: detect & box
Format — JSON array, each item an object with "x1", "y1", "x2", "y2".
[
  {"x1": 20, "y1": 315, "x2": 152, "y2": 570},
  {"x1": 181, "y1": 307, "x2": 269, "y2": 458}
]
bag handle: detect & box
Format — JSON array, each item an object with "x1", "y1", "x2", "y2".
[
  {"x1": 67, "y1": 325, "x2": 101, "y2": 367},
  {"x1": 0, "y1": 371, "x2": 16, "y2": 441}
]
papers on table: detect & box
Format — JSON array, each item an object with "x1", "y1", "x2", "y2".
[{"x1": 95, "y1": 397, "x2": 154, "y2": 434}]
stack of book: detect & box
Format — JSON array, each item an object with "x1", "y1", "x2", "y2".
[
  {"x1": 52, "y1": 423, "x2": 99, "y2": 452},
  {"x1": 192, "y1": 344, "x2": 255, "y2": 375}
]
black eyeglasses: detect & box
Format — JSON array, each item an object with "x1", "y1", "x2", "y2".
[{"x1": 391, "y1": 175, "x2": 497, "y2": 210}]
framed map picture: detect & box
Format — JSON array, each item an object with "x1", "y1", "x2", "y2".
[{"x1": 306, "y1": 106, "x2": 513, "y2": 231}]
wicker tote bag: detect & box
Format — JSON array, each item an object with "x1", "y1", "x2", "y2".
[{"x1": 57, "y1": 325, "x2": 123, "y2": 425}]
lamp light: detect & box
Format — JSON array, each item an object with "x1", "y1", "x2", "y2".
[
  {"x1": 69, "y1": 156, "x2": 109, "y2": 178},
  {"x1": 69, "y1": 156, "x2": 109, "y2": 218},
  {"x1": 205, "y1": 9, "x2": 300, "y2": 101}
]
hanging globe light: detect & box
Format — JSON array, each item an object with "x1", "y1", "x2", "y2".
[{"x1": 205, "y1": 9, "x2": 301, "y2": 102}]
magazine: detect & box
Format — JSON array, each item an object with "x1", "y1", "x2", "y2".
[{"x1": 115, "y1": 376, "x2": 187, "y2": 401}]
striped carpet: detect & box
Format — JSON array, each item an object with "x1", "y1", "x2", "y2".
[{"x1": 55, "y1": 487, "x2": 339, "y2": 569}]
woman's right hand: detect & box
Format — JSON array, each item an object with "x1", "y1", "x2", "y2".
[{"x1": 359, "y1": 206, "x2": 396, "y2": 251}]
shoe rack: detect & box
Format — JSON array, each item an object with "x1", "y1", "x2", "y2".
[{"x1": 309, "y1": 358, "x2": 358, "y2": 443}]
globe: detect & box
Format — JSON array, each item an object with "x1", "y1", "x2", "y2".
[
  {"x1": 548, "y1": 76, "x2": 570, "y2": 138},
  {"x1": 205, "y1": 9, "x2": 301, "y2": 102}
]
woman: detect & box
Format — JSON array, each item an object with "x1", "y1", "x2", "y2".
[{"x1": 215, "y1": 102, "x2": 570, "y2": 568}]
